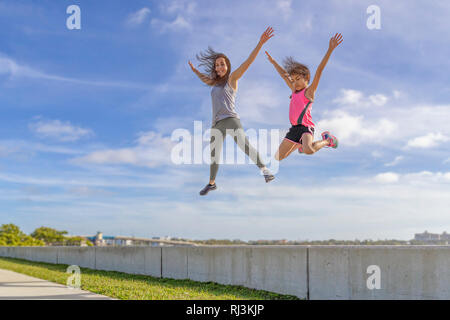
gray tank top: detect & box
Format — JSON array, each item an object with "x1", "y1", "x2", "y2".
[{"x1": 211, "y1": 81, "x2": 240, "y2": 127}]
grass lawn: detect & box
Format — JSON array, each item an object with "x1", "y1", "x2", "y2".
[{"x1": 0, "y1": 257, "x2": 300, "y2": 300}]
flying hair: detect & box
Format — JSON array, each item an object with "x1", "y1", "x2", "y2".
[
  {"x1": 196, "y1": 46, "x2": 231, "y2": 86},
  {"x1": 283, "y1": 56, "x2": 310, "y2": 82}
]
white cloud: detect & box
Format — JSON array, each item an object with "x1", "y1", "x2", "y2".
[
  {"x1": 29, "y1": 119, "x2": 93, "y2": 142},
  {"x1": 403, "y1": 171, "x2": 450, "y2": 184},
  {"x1": 392, "y1": 90, "x2": 403, "y2": 99},
  {"x1": 316, "y1": 111, "x2": 397, "y2": 146},
  {"x1": 0, "y1": 172, "x2": 156, "y2": 189},
  {"x1": 385, "y1": 156, "x2": 404, "y2": 167},
  {"x1": 151, "y1": 15, "x2": 191, "y2": 33},
  {"x1": 151, "y1": 1, "x2": 195, "y2": 33},
  {"x1": 164, "y1": 0, "x2": 197, "y2": 15},
  {"x1": 374, "y1": 172, "x2": 400, "y2": 184},
  {"x1": 67, "y1": 186, "x2": 115, "y2": 197},
  {"x1": 372, "y1": 171, "x2": 450, "y2": 186},
  {"x1": 0, "y1": 53, "x2": 150, "y2": 89},
  {"x1": 126, "y1": 8, "x2": 151, "y2": 27},
  {"x1": 0, "y1": 165, "x2": 202, "y2": 192},
  {"x1": 0, "y1": 139, "x2": 84, "y2": 161},
  {"x1": 333, "y1": 89, "x2": 388, "y2": 107},
  {"x1": 371, "y1": 151, "x2": 383, "y2": 158},
  {"x1": 236, "y1": 81, "x2": 287, "y2": 126},
  {"x1": 0, "y1": 56, "x2": 19, "y2": 76},
  {"x1": 72, "y1": 131, "x2": 176, "y2": 168},
  {"x1": 407, "y1": 133, "x2": 449, "y2": 149},
  {"x1": 3, "y1": 166, "x2": 450, "y2": 240},
  {"x1": 321, "y1": 91, "x2": 450, "y2": 151},
  {"x1": 276, "y1": 0, "x2": 292, "y2": 20},
  {"x1": 390, "y1": 105, "x2": 450, "y2": 139},
  {"x1": 333, "y1": 89, "x2": 363, "y2": 105},
  {"x1": 0, "y1": 55, "x2": 30, "y2": 78},
  {"x1": 369, "y1": 94, "x2": 388, "y2": 106},
  {"x1": 99, "y1": 170, "x2": 450, "y2": 239}
]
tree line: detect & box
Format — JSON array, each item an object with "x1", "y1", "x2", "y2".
[
  {"x1": 0, "y1": 224, "x2": 92, "y2": 246},
  {"x1": 2, "y1": 224, "x2": 446, "y2": 247}
]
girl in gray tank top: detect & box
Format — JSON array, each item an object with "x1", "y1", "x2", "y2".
[
  {"x1": 211, "y1": 81, "x2": 239, "y2": 127},
  {"x1": 188, "y1": 27, "x2": 276, "y2": 196}
]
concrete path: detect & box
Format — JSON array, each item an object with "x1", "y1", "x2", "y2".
[{"x1": 0, "y1": 269, "x2": 114, "y2": 300}]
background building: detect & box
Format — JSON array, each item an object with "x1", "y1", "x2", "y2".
[{"x1": 414, "y1": 231, "x2": 450, "y2": 244}]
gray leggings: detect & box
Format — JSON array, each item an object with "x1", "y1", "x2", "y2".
[{"x1": 210, "y1": 117, "x2": 265, "y2": 181}]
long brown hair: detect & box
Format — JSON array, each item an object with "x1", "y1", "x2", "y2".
[
  {"x1": 283, "y1": 56, "x2": 310, "y2": 82},
  {"x1": 196, "y1": 47, "x2": 231, "y2": 86}
]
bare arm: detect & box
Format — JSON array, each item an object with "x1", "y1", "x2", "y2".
[
  {"x1": 188, "y1": 60, "x2": 214, "y2": 86},
  {"x1": 229, "y1": 27, "x2": 274, "y2": 90},
  {"x1": 306, "y1": 33, "x2": 343, "y2": 101},
  {"x1": 265, "y1": 51, "x2": 295, "y2": 91}
]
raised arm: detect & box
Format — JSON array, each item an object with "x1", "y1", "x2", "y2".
[
  {"x1": 188, "y1": 60, "x2": 214, "y2": 86},
  {"x1": 306, "y1": 33, "x2": 343, "y2": 101},
  {"x1": 229, "y1": 27, "x2": 274, "y2": 90},
  {"x1": 265, "y1": 51, "x2": 295, "y2": 91}
]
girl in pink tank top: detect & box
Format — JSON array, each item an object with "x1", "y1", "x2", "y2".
[
  {"x1": 289, "y1": 87, "x2": 315, "y2": 128},
  {"x1": 265, "y1": 33, "x2": 343, "y2": 162}
]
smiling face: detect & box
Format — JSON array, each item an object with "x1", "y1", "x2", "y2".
[
  {"x1": 290, "y1": 73, "x2": 309, "y2": 91},
  {"x1": 215, "y1": 57, "x2": 228, "y2": 78}
]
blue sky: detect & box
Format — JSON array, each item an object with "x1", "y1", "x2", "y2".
[{"x1": 1, "y1": 0, "x2": 449, "y2": 241}]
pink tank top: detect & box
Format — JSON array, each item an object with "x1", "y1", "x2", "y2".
[{"x1": 289, "y1": 88, "x2": 314, "y2": 128}]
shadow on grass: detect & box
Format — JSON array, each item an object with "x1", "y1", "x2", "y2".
[{"x1": 0, "y1": 257, "x2": 300, "y2": 300}]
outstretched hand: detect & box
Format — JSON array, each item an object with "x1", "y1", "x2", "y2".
[
  {"x1": 188, "y1": 61, "x2": 197, "y2": 73},
  {"x1": 265, "y1": 51, "x2": 275, "y2": 64},
  {"x1": 328, "y1": 33, "x2": 343, "y2": 51},
  {"x1": 259, "y1": 26, "x2": 275, "y2": 45}
]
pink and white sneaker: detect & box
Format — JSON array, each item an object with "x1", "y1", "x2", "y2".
[
  {"x1": 321, "y1": 131, "x2": 330, "y2": 141},
  {"x1": 321, "y1": 131, "x2": 338, "y2": 149}
]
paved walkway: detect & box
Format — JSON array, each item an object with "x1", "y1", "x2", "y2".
[{"x1": 0, "y1": 269, "x2": 114, "y2": 300}]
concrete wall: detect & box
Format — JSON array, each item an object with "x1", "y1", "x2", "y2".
[
  {"x1": 1, "y1": 245, "x2": 450, "y2": 299},
  {"x1": 162, "y1": 246, "x2": 188, "y2": 279},
  {"x1": 95, "y1": 246, "x2": 161, "y2": 277},
  {"x1": 57, "y1": 247, "x2": 96, "y2": 269},
  {"x1": 186, "y1": 246, "x2": 308, "y2": 298},
  {"x1": 309, "y1": 245, "x2": 450, "y2": 299}
]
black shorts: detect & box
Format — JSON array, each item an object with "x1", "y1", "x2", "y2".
[{"x1": 284, "y1": 124, "x2": 315, "y2": 144}]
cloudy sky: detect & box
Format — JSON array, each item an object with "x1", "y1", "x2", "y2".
[{"x1": 1, "y1": 0, "x2": 449, "y2": 241}]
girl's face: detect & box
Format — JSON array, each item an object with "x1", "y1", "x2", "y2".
[
  {"x1": 215, "y1": 57, "x2": 228, "y2": 78},
  {"x1": 290, "y1": 73, "x2": 308, "y2": 91}
]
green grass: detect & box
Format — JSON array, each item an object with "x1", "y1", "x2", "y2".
[{"x1": 0, "y1": 257, "x2": 299, "y2": 300}]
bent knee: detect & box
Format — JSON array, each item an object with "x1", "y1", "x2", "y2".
[{"x1": 303, "y1": 146, "x2": 315, "y2": 155}]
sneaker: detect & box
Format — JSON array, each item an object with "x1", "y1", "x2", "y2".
[
  {"x1": 321, "y1": 131, "x2": 330, "y2": 141},
  {"x1": 262, "y1": 169, "x2": 275, "y2": 183},
  {"x1": 199, "y1": 183, "x2": 217, "y2": 196},
  {"x1": 297, "y1": 144, "x2": 304, "y2": 154},
  {"x1": 322, "y1": 131, "x2": 338, "y2": 149},
  {"x1": 328, "y1": 135, "x2": 339, "y2": 149}
]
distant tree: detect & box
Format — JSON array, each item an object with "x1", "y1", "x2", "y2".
[
  {"x1": 31, "y1": 227, "x2": 68, "y2": 244},
  {"x1": 0, "y1": 224, "x2": 44, "y2": 246},
  {"x1": 31, "y1": 226, "x2": 92, "y2": 246},
  {"x1": 65, "y1": 236, "x2": 93, "y2": 246}
]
